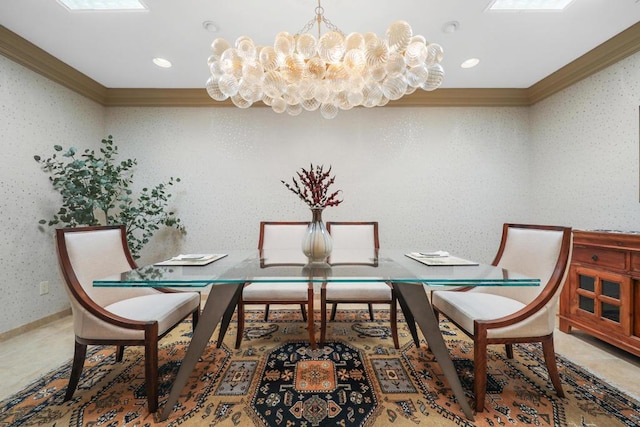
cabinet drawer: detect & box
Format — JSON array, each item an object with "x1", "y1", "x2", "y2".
[
  {"x1": 630, "y1": 253, "x2": 640, "y2": 273},
  {"x1": 572, "y1": 246, "x2": 627, "y2": 270}
]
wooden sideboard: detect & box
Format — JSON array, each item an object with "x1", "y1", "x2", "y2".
[{"x1": 559, "y1": 230, "x2": 640, "y2": 357}]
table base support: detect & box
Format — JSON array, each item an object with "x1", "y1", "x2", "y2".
[
  {"x1": 159, "y1": 283, "x2": 242, "y2": 421},
  {"x1": 394, "y1": 282, "x2": 474, "y2": 421}
]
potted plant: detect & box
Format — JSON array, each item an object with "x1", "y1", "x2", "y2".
[{"x1": 34, "y1": 135, "x2": 185, "y2": 258}]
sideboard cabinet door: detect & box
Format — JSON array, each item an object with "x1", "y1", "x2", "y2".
[{"x1": 559, "y1": 230, "x2": 640, "y2": 357}]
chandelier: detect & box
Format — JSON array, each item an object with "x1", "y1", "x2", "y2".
[{"x1": 205, "y1": 1, "x2": 445, "y2": 119}]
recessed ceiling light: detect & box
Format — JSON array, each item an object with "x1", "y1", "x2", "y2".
[
  {"x1": 153, "y1": 57, "x2": 172, "y2": 68},
  {"x1": 488, "y1": 0, "x2": 574, "y2": 11},
  {"x1": 442, "y1": 21, "x2": 459, "y2": 34},
  {"x1": 57, "y1": 0, "x2": 147, "y2": 11},
  {"x1": 202, "y1": 21, "x2": 219, "y2": 33},
  {"x1": 461, "y1": 58, "x2": 480, "y2": 69}
]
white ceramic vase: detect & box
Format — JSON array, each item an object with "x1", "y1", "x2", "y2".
[{"x1": 301, "y1": 208, "x2": 333, "y2": 264}]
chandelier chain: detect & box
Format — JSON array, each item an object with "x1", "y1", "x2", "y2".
[{"x1": 295, "y1": 2, "x2": 344, "y2": 38}]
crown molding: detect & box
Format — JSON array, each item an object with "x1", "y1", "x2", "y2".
[
  {"x1": 529, "y1": 21, "x2": 640, "y2": 104},
  {"x1": 0, "y1": 26, "x2": 106, "y2": 103},
  {"x1": 388, "y1": 88, "x2": 530, "y2": 107},
  {"x1": 2, "y1": 22, "x2": 639, "y2": 108},
  {"x1": 102, "y1": 87, "x2": 530, "y2": 107},
  {"x1": 104, "y1": 88, "x2": 215, "y2": 106}
]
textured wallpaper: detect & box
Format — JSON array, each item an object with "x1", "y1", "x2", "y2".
[
  {"x1": 104, "y1": 105, "x2": 532, "y2": 267},
  {"x1": 530, "y1": 53, "x2": 640, "y2": 230},
  {"x1": 0, "y1": 55, "x2": 106, "y2": 334},
  {"x1": 1, "y1": 50, "x2": 639, "y2": 335}
]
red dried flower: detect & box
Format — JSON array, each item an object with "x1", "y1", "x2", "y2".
[{"x1": 281, "y1": 164, "x2": 343, "y2": 209}]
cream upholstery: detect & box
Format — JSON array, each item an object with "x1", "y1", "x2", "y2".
[
  {"x1": 431, "y1": 223, "x2": 572, "y2": 412},
  {"x1": 321, "y1": 222, "x2": 399, "y2": 348},
  {"x1": 57, "y1": 225, "x2": 201, "y2": 413},
  {"x1": 432, "y1": 226, "x2": 566, "y2": 339},
  {"x1": 325, "y1": 222, "x2": 391, "y2": 304},
  {"x1": 242, "y1": 280, "x2": 310, "y2": 301},
  {"x1": 242, "y1": 223, "x2": 310, "y2": 303},
  {"x1": 324, "y1": 281, "x2": 392, "y2": 300},
  {"x1": 227, "y1": 222, "x2": 314, "y2": 349}
]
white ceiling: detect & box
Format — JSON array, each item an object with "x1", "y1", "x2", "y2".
[{"x1": 1, "y1": 0, "x2": 639, "y2": 90}]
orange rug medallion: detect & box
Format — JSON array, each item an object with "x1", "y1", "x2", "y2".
[{"x1": 1, "y1": 309, "x2": 638, "y2": 426}]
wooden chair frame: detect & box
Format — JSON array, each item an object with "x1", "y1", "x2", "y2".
[
  {"x1": 56, "y1": 225, "x2": 200, "y2": 413},
  {"x1": 433, "y1": 223, "x2": 572, "y2": 412},
  {"x1": 321, "y1": 221, "x2": 399, "y2": 348},
  {"x1": 224, "y1": 221, "x2": 315, "y2": 349}
]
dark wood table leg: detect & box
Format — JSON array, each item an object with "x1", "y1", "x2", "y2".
[
  {"x1": 394, "y1": 282, "x2": 474, "y2": 421},
  {"x1": 159, "y1": 283, "x2": 242, "y2": 421}
]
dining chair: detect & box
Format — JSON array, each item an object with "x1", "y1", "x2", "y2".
[
  {"x1": 320, "y1": 221, "x2": 399, "y2": 348},
  {"x1": 431, "y1": 223, "x2": 572, "y2": 412},
  {"x1": 225, "y1": 221, "x2": 315, "y2": 349},
  {"x1": 56, "y1": 225, "x2": 201, "y2": 413}
]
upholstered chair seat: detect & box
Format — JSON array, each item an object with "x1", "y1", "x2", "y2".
[
  {"x1": 242, "y1": 282, "x2": 310, "y2": 301},
  {"x1": 323, "y1": 281, "x2": 391, "y2": 301},
  {"x1": 57, "y1": 225, "x2": 201, "y2": 413},
  {"x1": 218, "y1": 222, "x2": 314, "y2": 349},
  {"x1": 431, "y1": 223, "x2": 572, "y2": 412},
  {"x1": 321, "y1": 222, "x2": 399, "y2": 348}
]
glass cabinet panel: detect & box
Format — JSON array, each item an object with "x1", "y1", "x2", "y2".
[
  {"x1": 602, "y1": 280, "x2": 621, "y2": 299},
  {"x1": 579, "y1": 275, "x2": 595, "y2": 292},
  {"x1": 602, "y1": 302, "x2": 620, "y2": 322},
  {"x1": 579, "y1": 295, "x2": 594, "y2": 313}
]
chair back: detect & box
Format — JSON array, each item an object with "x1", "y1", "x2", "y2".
[
  {"x1": 56, "y1": 225, "x2": 155, "y2": 309},
  {"x1": 259, "y1": 221, "x2": 310, "y2": 265},
  {"x1": 471, "y1": 224, "x2": 572, "y2": 306},
  {"x1": 327, "y1": 222, "x2": 379, "y2": 264}
]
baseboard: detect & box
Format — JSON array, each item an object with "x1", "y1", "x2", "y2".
[{"x1": 0, "y1": 308, "x2": 72, "y2": 342}]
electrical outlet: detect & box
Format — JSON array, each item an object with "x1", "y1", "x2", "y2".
[{"x1": 39, "y1": 281, "x2": 49, "y2": 295}]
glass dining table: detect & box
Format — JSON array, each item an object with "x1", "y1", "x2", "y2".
[{"x1": 94, "y1": 249, "x2": 539, "y2": 421}]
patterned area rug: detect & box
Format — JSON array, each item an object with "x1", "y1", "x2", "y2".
[{"x1": 1, "y1": 309, "x2": 639, "y2": 426}]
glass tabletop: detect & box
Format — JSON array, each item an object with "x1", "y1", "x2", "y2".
[{"x1": 93, "y1": 249, "x2": 540, "y2": 288}]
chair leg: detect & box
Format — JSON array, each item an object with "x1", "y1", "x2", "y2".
[
  {"x1": 192, "y1": 307, "x2": 200, "y2": 331},
  {"x1": 330, "y1": 303, "x2": 338, "y2": 320},
  {"x1": 216, "y1": 286, "x2": 244, "y2": 348},
  {"x1": 390, "y1": 297, "x2": 399, "y2": 349},
  {"x1": 541, "y1": 335, "x2": 565, "y2": 397},
  {"x1": 234, "y1": 299, "x2": 246, "y2": 349},
  {"x1": 116, "y1": 345, "x2": 125, "y2": 362},
  {"x1": 264, "y1": 304, "x2": 270, "y2": 321},
  {"x1": 368, "y1": 303, "x2": 375, "y2": 321},
  {"x1": 308, "y1": 288, "x2": 317, "y2": 350},
  {"x1": 216, "y1": 293, "x2": 239, "y2": 349},
  {"x1": 396, "y1": 289, "x2": 420, "y2": 347},
  {"x1": 505, "y1": 343, "x2": 514, "y2": 359},
  {"x1": 320, "y1": 288, "x2": 328, "y2": 346},
  {"x1": 474, "y1": 335, "x2": 488, "y2": 412},
  {"x1": 64, "y1": 340, "x2": 87, "y2": 401},
  {"x1": 300, "y1": 304, "x2": 307, "y2": 322},
  {"x1": 144, "y1": 338, "x2": 159, "y2": 413}
]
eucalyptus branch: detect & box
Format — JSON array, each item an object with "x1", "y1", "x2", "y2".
[{"x1": 35, "y1": 135, "x2": 185, "y2": 258}]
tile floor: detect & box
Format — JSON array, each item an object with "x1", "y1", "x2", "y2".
[{"x1": 1, "y1": 306, "x2": 639, "y2": 403}]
